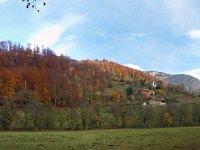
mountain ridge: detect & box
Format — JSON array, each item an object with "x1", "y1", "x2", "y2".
[{"x1": 146, "y1": 71, "x2": 200, "y2": 92}]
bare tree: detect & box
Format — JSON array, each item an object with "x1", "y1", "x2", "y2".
[{"x1": 22, "y1": 0, "x2": 46, "y2": 12}]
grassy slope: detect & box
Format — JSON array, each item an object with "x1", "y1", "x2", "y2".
[{"x1": 0, "y1": 127, "x2": 200, "y2": 150}]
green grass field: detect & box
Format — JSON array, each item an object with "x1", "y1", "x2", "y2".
[{"x1": 0, "y1": 127, "x2": 200, "y2": 150}]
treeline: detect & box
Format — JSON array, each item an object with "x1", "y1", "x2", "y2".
[{"x1": 1, "y1": 100, "x2": 200, "y2": 130}]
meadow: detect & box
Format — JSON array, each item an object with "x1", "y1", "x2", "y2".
[{"x1": 0, "y1": 127, "x2": 200, "y2": 150}]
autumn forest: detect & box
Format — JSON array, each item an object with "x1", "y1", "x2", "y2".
[{"x1": 0, "y1": 40, "x2": 200, "y2": 130}]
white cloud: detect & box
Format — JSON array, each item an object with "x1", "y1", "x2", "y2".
[
  {"x1": 0, "y1": 0, "x2": 6, "y2": 4},
  {"x1": 52, "y1": 34, "x2": 77, "y2": 56},
  {"x1": 53, "y1": 42, "x2": 75, "y2": 56},
  {"x1": 162, "y1": 0, "x2": 199, "y2": 31},
  {"x1": 183, "y1": 69, "x2": 200, "y2": 80},
  {"x1": 62, "y1": 34, "x2": 77, "y2": 41},
  {"x1": 114, "y1": 33, "x2": 144, "y2": 41},
  {"x1": 27, "y1": 14, "x2": 86, "y2": 48},
  {"x1": 186, "y1": 29, "x2": 200, "y2": 39},
  {"x1": 123, "y1": 64, "x2": 144, "y2": 71}
]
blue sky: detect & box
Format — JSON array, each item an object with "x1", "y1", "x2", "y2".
[{"x1": 1, "y1": 0, "x2": 200, "y2": 79}]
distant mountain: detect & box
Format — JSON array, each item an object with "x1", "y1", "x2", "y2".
[
  {"x1": 184, "y1": 69, "x2": 200, "y2": 81},
  {"x1": 146, "y1": 71, "x2": 200, "y2": 92}
]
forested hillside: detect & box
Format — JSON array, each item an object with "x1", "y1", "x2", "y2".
[
  {"x1": 0, "y1": 41, "x2": 199, "y2": 130},
  {"x1": 0, "y1": 41, "x2": 161, "y2": 107}
]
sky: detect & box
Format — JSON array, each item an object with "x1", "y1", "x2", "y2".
[{"x1": 1, "y1": 0, "x2": 200, "y2": 79}]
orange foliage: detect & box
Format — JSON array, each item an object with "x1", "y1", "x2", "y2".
[{"x1": 0, "y1": 41, "x2": 165, "y2": 107}]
